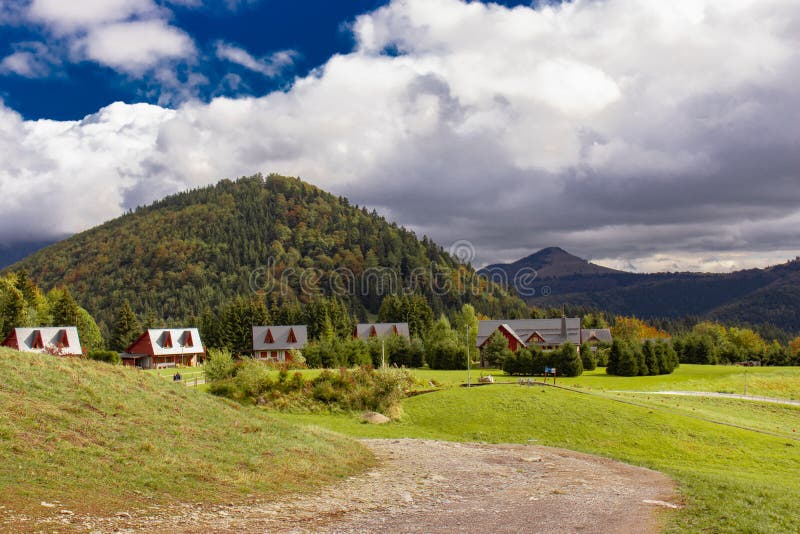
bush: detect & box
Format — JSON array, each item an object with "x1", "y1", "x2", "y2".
[
  {"x1": 234, "y1": 358, "x2": 274, "y2": 400},
  {"x1": 554, "y1": 343, "x2": 583, "y2": 377},
  {"x1": 205, "y1": 348, "x2": 236, "y2": 381},
  {"x1": 503, "y1": 348, "x2": 536, "y2": 376},
  {"x1": 87, "y1": 349, "x2": 121, "y2": 365},
  {"x1": 427, "y1": 340, "x2": 468, "y2": 370},
  {"x1": 579, "y1": 343, "x2": 596, "y2": 371},
  {"x1": 594, "y1": 344, "x2": 610, "y2": 367},
  {"x1": 607, "y1": 339, "x2": 678, "y2": 376}
]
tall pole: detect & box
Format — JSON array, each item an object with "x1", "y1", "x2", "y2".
[
  {"x1": 466, "y1": 325, "x2": 471, "y2": 388},
  {"x1": 744, "y1": 368, "x2": 748, "y2": 396}
]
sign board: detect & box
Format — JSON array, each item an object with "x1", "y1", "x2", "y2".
[{"x1": 544, "y1": 367, "x2": 556, "y2": 374}]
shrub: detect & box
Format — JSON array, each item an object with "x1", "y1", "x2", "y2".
[
  {"x1": 579, "y1": 343, "x2": 597, "y2": 371},
  {"x1": 234, "y1": 358, "x2": 273, "y2": 400},
  {"x1": 87, "y1": 349, "x2": 121, "y2": 365},
  {"x1": 427, "y1": 340, "x2": 468, "y2": 370},
  {"x1": 204, "y1": 348, "x2": 236, "y2": 381},
  {"x1": 554, "y1": 343, "x2": 583, "y2": 377}
]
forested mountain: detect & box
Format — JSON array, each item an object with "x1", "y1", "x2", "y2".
[
  {"x1": 485, "y1": 248, "x2": 800, "y2": 333},
  {"x1": 6, "y1": 174, "x2": 528, "y2": 335}
]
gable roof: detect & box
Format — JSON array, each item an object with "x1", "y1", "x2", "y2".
[
  {"x1": 1, "y1": 327, "x2": 82, "y2": 355},
  {"x1": 252, "y1": 325, "x2": 308, "y2": 351},
  {"x1": 477, "y1": 318, "x2": 581, "y2": 347},
  {"x1": 497, "y1": 323, "x2": 528, "y2": 348},
  {"x1": 354, "y1": 323, "x2": 410, "y2": 340},
  {"x1": 124, "y1": 328, "x2": 204, "y2": 356},
  {"x1": 581, "y1": 328, "x2": 613, "y2": 343}
]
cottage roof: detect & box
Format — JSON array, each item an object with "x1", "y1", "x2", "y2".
[
  {"x1": 252, "y1": 325, "x2": 308, "y2": 351},
  {"x1": 1, "y1": 327, "x2": 82, "y2": 355},
  {"x1": 477, "y1": 318, "x2": 581, "y2": 347},
  {"x1": 124, "y1": 328, "x2": 204, "y2": 356},
  {"x1": 354, "y1": 323, "x2": 410, "y2": 340}
]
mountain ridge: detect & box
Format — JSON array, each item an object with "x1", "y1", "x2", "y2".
[
  {"x1": 484, "y1": 248, "x2": 800, "y2": 333},
  {"x1": 5, "y1": 174, "x2": 529, "y2": 332}
]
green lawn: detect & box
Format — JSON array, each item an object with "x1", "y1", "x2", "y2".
[
  {"x1": 564, "y1": 365, "x2": 800, "y2": 400},
  {"x1": 402, "y1": 364, "x2": 800, "y2": 400},
  {"x1": 272, "y1": 374, "x2": 800, "y2": 533}
]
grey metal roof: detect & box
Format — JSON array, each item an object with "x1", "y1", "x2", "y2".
[
  {"x1": 354, "y1": 323, "x2": 411, "y2": 340},
  {"x1": 477, "y1": 318, "x2": 581, "y2": 348},
  {"x1": 581, "y1": 328, "x2": 613, "y2": 343},
  {"x1": 3, "y1": 326, "x2": 82, "y2": 355},
  {"x1": 252, "y1": 325, "x2": 308, "y2": 351}
]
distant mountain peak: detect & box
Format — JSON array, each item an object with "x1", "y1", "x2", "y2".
[{"x1": 482, "y1": 247, "x2": 621, "y2": 279}]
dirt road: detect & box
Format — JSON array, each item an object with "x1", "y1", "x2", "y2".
[{"x1": 22, "y1": 439, "x2": 679, "y2": 533}]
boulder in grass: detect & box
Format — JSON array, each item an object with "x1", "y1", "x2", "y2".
[{"x1": 362, "y1": 411, "x2": 391, "y2": 424}]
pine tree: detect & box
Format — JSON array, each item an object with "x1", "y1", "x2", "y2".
[
  {"x1": 49, "y1": 287, "x2": 80, "y2": 326},
  {"x1": 109, "y1": 301, "x2": 141, "y2": 352}
]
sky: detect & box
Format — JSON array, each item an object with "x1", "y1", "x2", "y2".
[{"x1": 1, "y1": 0, "x2": 799, "y2": 273}]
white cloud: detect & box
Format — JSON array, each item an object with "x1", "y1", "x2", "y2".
[
  {"x1": 75, "y1": 19, "x2": 195, "y2": 75},
  {"x1": 0, "y1": 42, "x2": 58, "y2": 77},
  {"x1": 2, "y1": 0, "x2": 800, "y2": 272},
  {"x1": 24, "y1": 0, "x2": 195, "y2": 77},
  {"x1": 215, "y1": 41, "x2": 296, "y2": 77},
  {"x1": 28, "y1": 0, "x2": 160, "y2": 31}
]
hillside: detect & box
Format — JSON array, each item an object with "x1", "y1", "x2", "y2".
[
  {"x1": 485, "y1": 248, "x2": 800, "y2": 332},
  {"x1": 7, "y1": 174, "x2": 528, "y2": 331},
  {"x1": 0, "y1": 348, "x2": 371, "y2": 520}
]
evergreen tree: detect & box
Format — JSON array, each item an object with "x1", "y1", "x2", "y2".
[
  {"x1": 579, "y1": 342, "x2": 597, "y2": 371},
  {"x1": 555, "y1": 342, "x2": 583, "y2": 377},
  {"x1": 611, "y1": 340, "x2": 639, "y2": 376},
  {"x1": 48, "y1": 287, "x2": 80, "y2": 327},
  {"x1": 0, "y1": 282, "x2": 27, "y2": 337},
  {"x1": 109, "y1": 301, "x2": 142, "y2": 352}
]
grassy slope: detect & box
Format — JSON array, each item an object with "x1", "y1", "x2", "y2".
[
  {"x1": 275, "y1": 371, "x2": 800, "y2": 533},
  {"x1": 0, "y1": 348, "x2": 372, "y2": 518}
]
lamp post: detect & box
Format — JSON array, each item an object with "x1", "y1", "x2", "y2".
[{"x1": 466, "y1": 325, "x2": 471, "y2": 388}]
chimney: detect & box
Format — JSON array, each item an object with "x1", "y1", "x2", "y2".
[{"x1": 561, "y1": 316, "x2": 567, "y2": 338}]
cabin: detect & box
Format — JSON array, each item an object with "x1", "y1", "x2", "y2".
[
  {"x1": 1, "y1": 327, "x2": 82, "y2": 356},
  {"x1": 477, "y1": 318, "x2": 582, "y2": 361},
  {"x1": 353, "y1": 323, "x2": 410, "y2": 340},
  {"x1": 121, "y1": 328, "x2": 204, "y2": 369},
  {"x1": 252, "y1": 325, "x2": 308, "y2": 362}
]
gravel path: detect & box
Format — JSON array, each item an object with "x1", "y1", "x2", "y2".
[
  {"x1": 622, "y1": 390, "x2": 800, "y2": 407},
  {"x1": 17, "y1": 439, "x2": 679, "y2": 533}
]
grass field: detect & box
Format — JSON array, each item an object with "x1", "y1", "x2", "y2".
[
  {"x1": 387, "y1": 364, "x2": 800, "y2": 400},
  {"x1": 0, "y1": 348, "x2": 373, "y2": 519},
  {"x1": 271, "y1": 366, "x2": 800, "y2": 533}
]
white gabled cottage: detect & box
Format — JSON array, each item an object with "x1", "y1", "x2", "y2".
[
  {"x1": 1, "y1": 326, "x2": 82, "y2": 356},
  {"x1": 252, "y1": 325, "x2": 308, "y2": 362}
]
